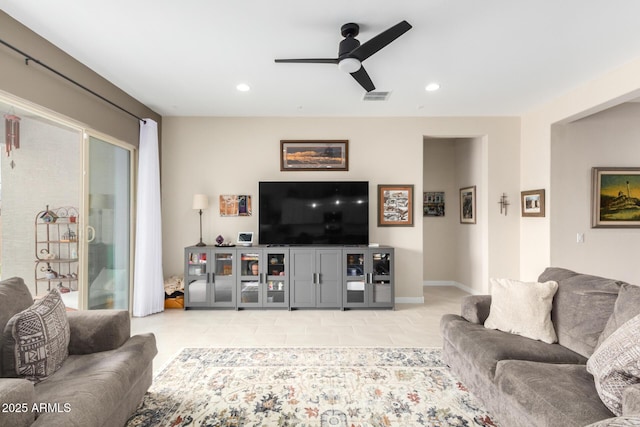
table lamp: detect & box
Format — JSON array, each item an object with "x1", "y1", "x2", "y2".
[{"x1": 192, "y1": 194, "x2": 209, "y2": 247}]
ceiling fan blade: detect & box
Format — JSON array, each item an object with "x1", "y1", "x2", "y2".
[
  {"x1": 274, "y1": 58, "x2": 339, "y2": 64},
  {"x1": 350, "y1": 66, "x2": 375, "y2": 92},
  {"x1": 350, "y1": 20, "x2": 412, "y2": 62}
]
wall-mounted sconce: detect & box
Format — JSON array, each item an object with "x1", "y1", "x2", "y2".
[{"x1": 498, "y1": 193, "x2": 509, "y2": 215}]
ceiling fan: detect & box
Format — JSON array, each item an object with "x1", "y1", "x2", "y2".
[{"x1": 274, "y1": 20, "x2": 412, "y2": 92}]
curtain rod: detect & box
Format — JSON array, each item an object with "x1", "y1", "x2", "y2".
[{"x1": 0, "y1": 38, "x2": 146, "y2": 124}]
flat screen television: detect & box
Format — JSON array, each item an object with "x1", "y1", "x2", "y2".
[{"x1": 259, "y1": 181, "x2": 369, "y2": 245}]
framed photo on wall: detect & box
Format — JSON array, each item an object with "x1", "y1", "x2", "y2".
[
  {"x1": 378, "y1": 184, "x2": 414, "y2": 226},
  {"x1": 280, "y1": 140, "x2": 348, "y2": 171},
  {"x1": 423, "y1": 191, "x2": 445, "y2": 217},
  {"x1": 521, "y1": 189, "x2": 545, "y2": 217},
  {"x1": 459, "y1": 186, "x2": 476, "y2": 224},
  {"x1": 592, "y1": 167, "x2": 640, "y2": 228}
]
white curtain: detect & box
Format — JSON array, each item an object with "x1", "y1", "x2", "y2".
[{"x1": 133, "y1": 119, "x2": 165, "y2": 316}]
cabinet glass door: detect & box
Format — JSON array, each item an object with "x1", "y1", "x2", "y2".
[
  {"x1": 186, "y1": 250, "x2": 208, "y2": 304},
  {"x1": 213, "y1": 251, "x2": 234, "y2": 303},
  {"x1": 239, "y1": 251, "x2": 260, "y2": 305},
  {"x1": 345, "y1": 252, "x2": 366, "y2": 305},
  {"x1": 265, "y1": 251, "x2": 286, "y2": 305},
  {"x1": 371, "y1": 252, "x2": 392, "y2": 304}
]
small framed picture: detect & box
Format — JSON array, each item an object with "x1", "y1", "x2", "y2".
[
  {"x1": 280, "y1": 140, "x2": 348, "y2": 171},
  {"x1": 460, "y1": 186, "x2": 476, "y2": 224},
  {"x1": 521, "y1": 189, "x2": 545, "y2": 217},
  {"x1": 592, "y1": 167, "x2": 640, "y2": 228},
  {"x1": 423, "y1": 191, "x2": 445, "y2": 217},
  {"x1": 378, "y1": 184, "x2": 414, "y2": 226}
]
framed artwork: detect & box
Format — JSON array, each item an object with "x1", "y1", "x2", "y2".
[
  {"x1": 423, "y1": 191, "x2": 445, "y2": 217},
  {"x1": 592, "y1": 167, "x2": 640, "y2": 228},
  {"x1": 280, "y1": 140, "x2": 348, "y2": 171},
  {"x1": 378, "y1": 184, "x2": 414, "y2": 226},
  {"x1": 521, "y1": 189, "x2": 545, "y2": 217},
  {"x1": 219, "y1": 195, "x2": 252, "y2": 217},
  {"x1": 459, "y1": 186, "x2": 476, "y2": 224}
]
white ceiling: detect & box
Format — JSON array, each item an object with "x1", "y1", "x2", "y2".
[{"x1": 2, "y1": 1, "x2": 640, "y2": 117}]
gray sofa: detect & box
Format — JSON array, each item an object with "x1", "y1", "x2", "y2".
[
  {"x1": 0, "y1": 277, "x2": 157, "y2": 427},
  {"x1": 440, "y1": 267, "x2": 640, "y2": 427}
]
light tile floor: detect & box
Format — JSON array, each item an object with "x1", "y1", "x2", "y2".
[{"x1": 131, "y1": 286, "x2": 468, "y2": 373}]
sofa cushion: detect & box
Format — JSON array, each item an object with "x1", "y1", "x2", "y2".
[
  {"x1": 31, "y1": 333, "x2": 157, "y2": 426},
  {"x1": 3, "y1": 288, "x2": 70, "y2": 383},
  {"x1": 597, "y1": 283, "x2": 640, "y2": 349},
  {"x1": 539, "y1": 267, "x2": 625, "y2": 357},
  {"x1": 441, "y1": 314, "x2": 586, "y2": 382},
  {"x1": 484, "y1": 278, "x2": 558, "y2": 343},
  {"x1": 495, "y1": 360, "x2": 614, "y2": 427},
  {"x1": 587, "y1": 313, "x2": 640, "y2": 416},
  {"x1": 0, "y1": 277, "x2": 34, "y2": 376}
]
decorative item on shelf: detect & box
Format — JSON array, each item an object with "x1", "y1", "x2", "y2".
[
  {"x1": 216, "y1": 235, "x2": 224, "y2": 245},
  {"x1": 69, "y1": 215, "x2": 77, "y2": 223},
  {"x1": 192, "y1": 194, "x2": 209, "y2": 247},
  {"x1": 42, "y1": 252, "x2": 56, "y2": 260},
  {"x1": 498, "y1": 193, "x2": 509, "y2": 216},
  {"x1": 62, "y1": 227, "x2": 77, "y2": 242},
  {"x1": 40, "y1": 205, "x2": 58, "y2": 223},
  {"x1": 44, "y1": 267, "x2": 58, "y2": 279}
]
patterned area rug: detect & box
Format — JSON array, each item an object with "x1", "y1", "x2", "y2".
[{"x1": 127, "y1": 347, "x2": 499, "y2": 426}]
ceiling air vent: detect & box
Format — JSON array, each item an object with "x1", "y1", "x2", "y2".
[{"x1": 363, "y1": 91, "x2": 391, "y2": 101}]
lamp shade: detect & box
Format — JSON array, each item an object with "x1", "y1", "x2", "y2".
[{"x1": 192, "y1": 194, "x2": 209, "y2": 210}]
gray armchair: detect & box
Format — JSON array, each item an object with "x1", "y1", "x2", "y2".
[{"x1": 0, "y1": 277, "x2": 157, "y2": 427}]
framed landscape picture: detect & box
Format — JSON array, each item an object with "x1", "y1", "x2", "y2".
[
  {"x1": 378, "y1": 184, "x2": 414, "y2": 226},
  {"x1": 280, "y1": 140, "x2": 348, "y2": 171},
  {"x1": 423, "y1": 191, "x2": 445, "y2": 217},
  {"x1": 459, "y1": 186, "x2": 476, "y2": 224},
  {"x1": 521, "y1": 189, "x2": 545, "y2": 217},
  {"x1": 592, "y1": 167, "x2": 640, "y2": 228}
]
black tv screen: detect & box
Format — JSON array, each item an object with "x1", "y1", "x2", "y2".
[{"x1": 259, "y1": 181, "x2": 369, "y2": 245}]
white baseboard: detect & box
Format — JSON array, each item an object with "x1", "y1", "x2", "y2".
[
  {"x1": 394, "y1": 296, "x2": 425, "y2": 304},
  {"x1": 423, "y1": 280, "x2": 480, "y2": 295}
]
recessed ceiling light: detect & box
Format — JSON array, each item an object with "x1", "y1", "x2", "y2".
[
  {"x1": 425, "y1": 83, "x2": 440, "y2": 92},
  {"x1": 236, "y1": 83, "x2": 251, "y2": 92}
]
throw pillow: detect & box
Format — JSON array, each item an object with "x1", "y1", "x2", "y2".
[
  {"x1": 5, "y1": 288, "x2": 70, "y2": 383},
  {"x1": 587, "y1": 313, "x2": 640, "y2": 416},
  {"x1": 484, "y1": 278, "x2": 559, "y2": 343},
  {"x1": 597, "y1": 283, "x2": 640, "y2": 349}
]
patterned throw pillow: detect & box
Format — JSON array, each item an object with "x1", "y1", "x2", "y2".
[
  {"x1": 587, "y1": 313, "x2": 640, "y2": 416},
  {"x1": 484, "y1": 278, "x2": 559, "y2": 343},
  {"x1": 7, "y1": 288, "x2": 70, "y2": 383}
]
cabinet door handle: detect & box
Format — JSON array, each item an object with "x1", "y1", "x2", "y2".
[
  {"x1": 211, "y1": 272, "x2": 215, "y2": 283},
  {"x1": 86, "y1": 225, "x2": 96, "y2": 243}
]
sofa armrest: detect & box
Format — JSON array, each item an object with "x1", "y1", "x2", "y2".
[
  {"x1": 67, "y1": 310, "x2": 130, "y2": 355},
  {"x1": 460, "y1": 295, "x2": 492, "y2": 324},
  {"x1": 0, "y1": 378, "x2": 35, "y2": 427}
]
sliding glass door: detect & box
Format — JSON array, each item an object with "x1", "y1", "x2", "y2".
[{"x1": 86, "y1": 135, "x2": 133, "y2": 309}]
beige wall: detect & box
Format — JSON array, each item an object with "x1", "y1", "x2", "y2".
[
  {"x1": 0, "y1": 11, "x2": 161, "y2": 146},
  {"x1": 162, "y1": 116, "x2": 520, "y2": 299},
  {"x1": 521, "y1": 57, "x2": 640, "y2": 282},
  {"x1": 550, "y1": 103, "x2": 640, "y2": 284}
]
